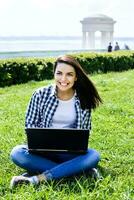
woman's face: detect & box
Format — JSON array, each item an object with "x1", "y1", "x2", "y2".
[{"x1": 54, "y1": 63, "x2": 77, "y2": 93}]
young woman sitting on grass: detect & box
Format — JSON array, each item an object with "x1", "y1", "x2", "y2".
[{"x1": 10, "y1": 55, "x2": 102, "y2": 188}]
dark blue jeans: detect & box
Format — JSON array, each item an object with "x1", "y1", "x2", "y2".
[{"x1": 10, "y1": 145, "x2": 100, "y2": 180}]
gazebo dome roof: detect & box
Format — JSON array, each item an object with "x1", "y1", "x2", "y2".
[{"x1": 82, "y1": 14, "x2": 115, "y2": 22}]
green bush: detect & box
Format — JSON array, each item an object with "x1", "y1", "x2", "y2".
[
  {"x1": 0, "y1": 51, "x2": 134, "y2": 87},
  {"x1": 38, "y1": 58, "x2": 55, "y2": 80},
  {"x1": 73, "y1": 51, "x2": 134, "y2": 74},
  {"x1": 0, "y1": 58, "x2": 55, "y2": 87}
]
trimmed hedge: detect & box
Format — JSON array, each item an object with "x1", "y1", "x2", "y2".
[
  {"x1": 0, "y1": 51, "x2": 134, "y2": 87},
  {"x1": 73, "y1": 51, "x2": 134, "y2": 73},
  {"x1": 0, "y1": 58, "x2": 55, "y2": 87}
]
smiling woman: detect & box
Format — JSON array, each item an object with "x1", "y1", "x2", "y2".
[
  {"x1": 54, "y1": 62, "x2": 77, "y2": 100},
  {"x1": 10, "y1": 55, "x2": 102, "y2": 188}
]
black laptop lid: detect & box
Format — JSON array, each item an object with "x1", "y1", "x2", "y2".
[{"x1": 25, "y1": 128, "x2": 89, "y2": 153}]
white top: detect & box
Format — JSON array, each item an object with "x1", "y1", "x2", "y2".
[{"x1": 51, "y1": 96, "x2": 76, "y2": 128}]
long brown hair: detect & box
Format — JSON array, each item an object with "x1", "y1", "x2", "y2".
[{"x1": 54, "y1": 55, "x2": 102, "y2": 110}]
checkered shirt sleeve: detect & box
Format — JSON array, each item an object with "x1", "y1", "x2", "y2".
[{"x1": 25, "y1": 91, "x2": 41, "y2": 128}]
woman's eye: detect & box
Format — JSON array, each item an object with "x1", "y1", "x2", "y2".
[
  {"x1": 56, "y1": 72, "x2": 62, "y2": 75},
  {"x1": 67, "y1": 73, "x2": 73, "y2": 76}
]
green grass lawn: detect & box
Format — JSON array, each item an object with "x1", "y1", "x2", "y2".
[{"x1": 0, "y1": 70, "x2": 134, "y2": 200}]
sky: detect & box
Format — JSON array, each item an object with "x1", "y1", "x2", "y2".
[{"x1": 0, "y1": 0, "x2": 134, "y2": 37}]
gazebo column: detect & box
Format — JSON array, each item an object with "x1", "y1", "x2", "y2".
[
  {"x1": 101, "y1": 31, "x2": 108, "y2": 49},
  {"x1": 109, "y1": 31, "x2": 113, "y2": 43},
  {"x1": 82, "y1": 31, "x2": 87, "y2": 48},
  {"x1": 87, "y1": 31, "x2": 95, "y2": 49},
  {"x1": 101, "y1": 31, "x2": 111, "y2": 49}
]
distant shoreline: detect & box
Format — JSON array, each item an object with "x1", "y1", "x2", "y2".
[
  {"x1": 0, "y1": 36, "x2": 82, "y2": 41},
  {"x1": 0, "y1": 36, "x2": 134, "y2": 41},
  {"x1": 0, "y1": 49, "x2": 106, "y2": 59},
  {"x1": 0, "y1": 36, "x2": 133, "y2": 59}
]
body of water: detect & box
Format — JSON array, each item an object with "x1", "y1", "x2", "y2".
[{"x1": 0, "y1": 37, "x2": 133, "y2": 59}]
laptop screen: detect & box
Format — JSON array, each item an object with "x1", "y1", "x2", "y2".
[{"x1": 25, "y1": 128, "x2": 89, "y2": 154}]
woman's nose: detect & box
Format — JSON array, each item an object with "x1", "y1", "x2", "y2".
[{"x1": 61, "y1": 75, "x2": 66, "y2": 81}]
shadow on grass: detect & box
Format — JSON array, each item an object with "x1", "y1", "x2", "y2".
[
  {"x1": 44, "y1": 165, "x2": 118, "y2": 193},
  {"x1": 6, "y1": 165, "x2": 117, "y2": 196},
  {"x1": 97, "y1": 165, "x2": 117, "y2": 179},
  {"x1": 35, "y1": 165, "x2": 115, "y2": 194}
]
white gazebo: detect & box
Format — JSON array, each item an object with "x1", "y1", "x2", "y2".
[{"x1": 80, "y1": 14, "x2": 116, "y2": 49}]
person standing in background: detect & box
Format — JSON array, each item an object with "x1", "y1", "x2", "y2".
[
  {"x1": 107, "y1": 42, "x2": 112, "y2": 52},
  {"x1": 124, "y1": 44, "x2": 130, "y2": 50},
  {"x1": 114, "y1": 42, "x2": 120, "y2": 51}
]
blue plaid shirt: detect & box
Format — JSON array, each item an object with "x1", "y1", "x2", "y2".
[{"x1": 25, "y1": 85, "x2": 91, "y2": 130}]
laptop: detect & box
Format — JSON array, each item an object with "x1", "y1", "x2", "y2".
[{"x1": 25, "y1": 128, "x2": 89, "y2": 154}]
